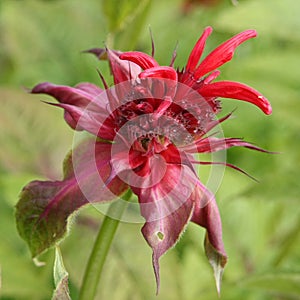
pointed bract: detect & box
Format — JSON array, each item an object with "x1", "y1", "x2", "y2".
[
  {"x1": 133, "y1": 163, "x2": 197, "y2": 293},
  {"x1": 16, "y1": 140, "x2": 128, "y2": 257}
]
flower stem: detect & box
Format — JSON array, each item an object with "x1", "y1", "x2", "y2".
[{"x1": 78, "y1": 189, "x2": 132, "y2": 300}]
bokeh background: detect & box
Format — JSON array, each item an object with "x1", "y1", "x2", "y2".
[{"x1": 1, "y1": 0, "x2": 300, "y2": 299}]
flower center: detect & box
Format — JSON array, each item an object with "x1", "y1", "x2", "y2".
[{"x1": 112, "y1": 82, "x2": 220, "y2": 150}]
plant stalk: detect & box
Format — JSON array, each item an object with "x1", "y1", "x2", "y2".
[{"x1": 78, "y1": 189, "x2": 132, "y2": 300}]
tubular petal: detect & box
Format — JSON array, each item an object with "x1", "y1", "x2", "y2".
[
  {"x1": 31, "y1": 82, "x2": 116, "y2": 138},
  {"x1": 186, "y1": 26, "x2": 213, "y2": 72},
  {"x1": 139, "y1": 66, "x2": 178, "y2": 81},
  {"x1": 194, "y1": 30, "x2": 257, "y2": 78},
  {"x1": 32, "y1": 82, "x2": 102, "y2": 104},
  {"x1": 120, "y1": 51, "x2": 159, "y2": 70},
  {"x1": 199, "y1": 81, "x2": 272, "y2": 114},
  {"x1": 31, "y1": 82, "x2": 103, "y2": 130}
]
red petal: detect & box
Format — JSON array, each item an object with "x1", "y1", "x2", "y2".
[
  {"x1": 138, "y1": 67, "x2": 178, "y2": 100},
  {"x1": 139, "y1": 66, "x2": 178, "y2": 81},
  {"x1": 32, "y1": 82, "x2": 103, "y2": 106},
  {"x1": 107, "y1": 50, "x2": 141, "y2": 84},
  {"x1": 85, "y1": 48, "x2": 141, "y2": 83},
  {"x1": 119, "y1": 51, "x2": 159, "y2": 70},
  {"x1": 31, "y1": 82, "x2": 115, "y2": 138},
  {"x1": 186, "y1": 26, "x2": 213, "y2": 72},
  {"x1": 195, "y1": 30, "x2": 257, "y2": 78},
  {"x1": 75, "y1": 82, "x2": 104, "y2": 97},
  {"x1": 199, "y1": 81, "x2": 272, "y2": 114},
  {"x1": 203, "y1": 70, "x2": 221, "y2": 84}
]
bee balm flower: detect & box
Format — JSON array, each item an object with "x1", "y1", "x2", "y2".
[{"x1": 17, "y1": 27, "x2": 271, "y2": 294}]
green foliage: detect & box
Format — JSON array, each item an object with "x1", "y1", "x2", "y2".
[
  {"x1": 1, "y1": 0, "x2": 300, "y2": 299},
  {"x1": 240, "y1": 273, "x2": 300, "y2": 298},
  {"x1": 102, "y1": 0, "x2": 152, "y2": 49}
]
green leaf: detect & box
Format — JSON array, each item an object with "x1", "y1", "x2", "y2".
[
  {"x1": 204, "y1": 233, "x2": 227, "y2": 296},
  {"x1": 240, "y1": 273, "x2": 300, "y2": 297},
  {"x1": 52, "y1": 247, "x2": 71, "y2": 300}
]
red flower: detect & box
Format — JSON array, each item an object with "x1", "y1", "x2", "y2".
[{"x1": 25, "y1": 27, "x2": 271, "y2": 293}]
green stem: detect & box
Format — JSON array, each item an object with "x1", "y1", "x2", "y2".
[{"x1": 78, "y1": 189, "x2": 132, "y2": 300}]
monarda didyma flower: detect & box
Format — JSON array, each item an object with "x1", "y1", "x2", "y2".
[{"x1": 16, "y1": 26, "x2": 271, "y2": 293}]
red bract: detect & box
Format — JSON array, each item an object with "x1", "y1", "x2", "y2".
[{"x1": 28, "y1": 27, "x2": 271, "y2": 293}]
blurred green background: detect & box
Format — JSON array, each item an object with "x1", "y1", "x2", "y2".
[{"x1": 1, "y1": 0, "x2": 300, "y2": 299}]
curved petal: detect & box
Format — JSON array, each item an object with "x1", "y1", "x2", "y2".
[
  {"x1": 194, "y1": 30, "x2": 257, "y2": 78},
  {"x1": 203, "y1": 70, "x2": 221, "y2": 84},
  {"x1": 186, "y1": 26, "x2": 213, "y2": 72},
  {"x1": 139, "y1": 66, "x2": 178, "y2": 81},
  {"x1": 198, "y1": 81, "x2": 272, "y2": 114},
  {"x1": 31, "y1": 82, "x2": 116, "y2": 138},
  {"x1": 120, "y1": 51, "x2": 159, "y2": 70},
  {"x1": 85, "y1": 48, "x2": 141, "y2": 83},
  {"x1": 32, "y1": 82, "x2": 103, "y2": 107},
  {"x1": 139, "y1": 67, "x2": 178, "y2": 100},
  {"x1": 75, "y1": 82, "x2": 104, "y2": 97}
]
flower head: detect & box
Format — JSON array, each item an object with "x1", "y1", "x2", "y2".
[{"x1": 18, "y1": 27, "x2": 271, "y2": 294}]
